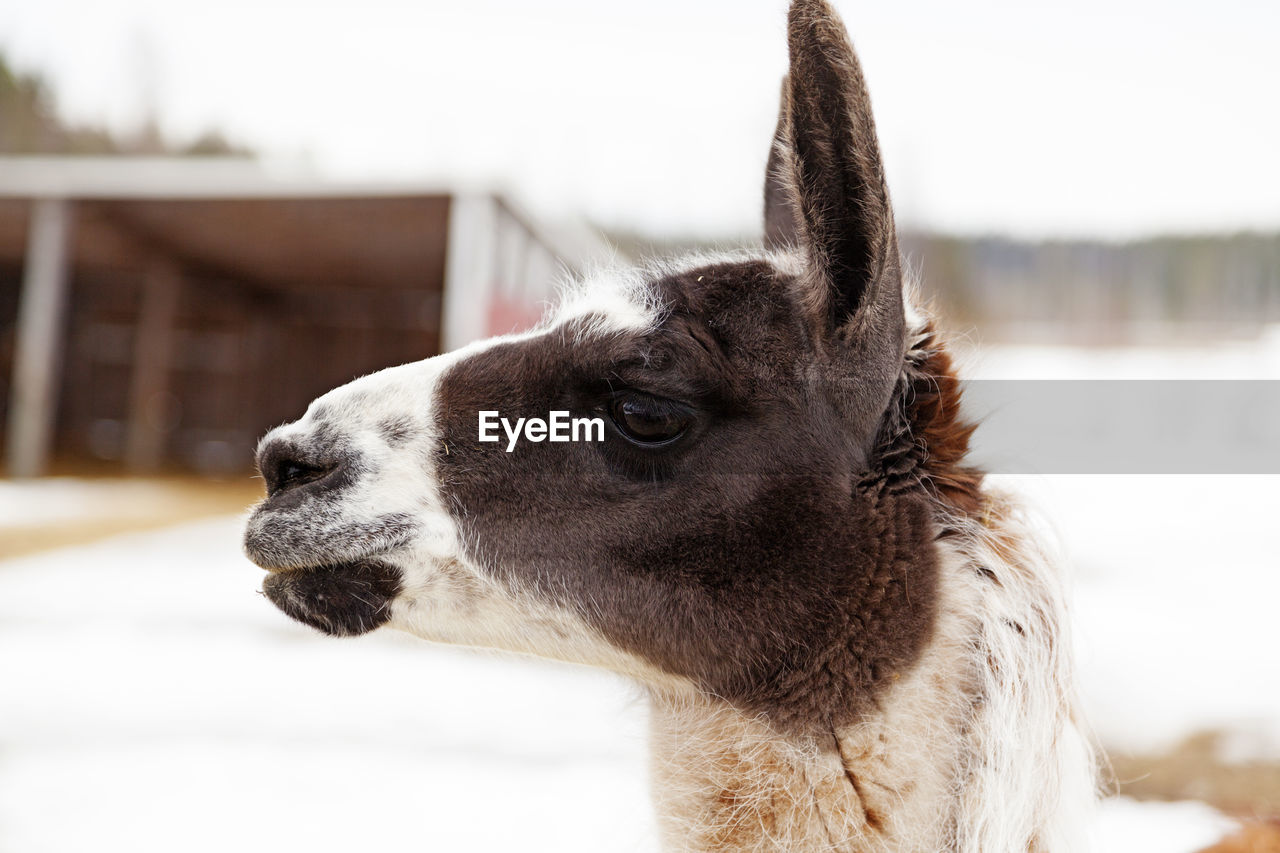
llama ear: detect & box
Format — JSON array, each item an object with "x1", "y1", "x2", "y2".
[
  {"x1": 763, "y1": 79, "x2": 800, "y2": 252},
  {"x1": 765, "y1": 0, "x2": 904, "y2": 354}
]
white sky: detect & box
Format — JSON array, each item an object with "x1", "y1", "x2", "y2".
[{"x1": 2, "y1": 0, "x2": 1278, "y2": 239}]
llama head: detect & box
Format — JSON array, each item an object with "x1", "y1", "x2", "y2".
[{"x1": 244, "y1": 0, "x2": 938, "y2": 732}]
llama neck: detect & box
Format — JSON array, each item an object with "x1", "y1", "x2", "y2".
[
  {"x1": 646, "y1": 629, "x2": 971, "y2": 853},
  {"x1": 644, "y1": 509, "x2": 1096, "y2": 853}
]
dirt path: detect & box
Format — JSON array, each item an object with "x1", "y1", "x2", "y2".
[{"x1": 1110, "y1": 731, "x2": 1280, "y2": 819}]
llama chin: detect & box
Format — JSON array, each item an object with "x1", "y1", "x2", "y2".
[
  {"x1": 242, "y1": 1, "x2": 1099, "y2": 849},
  {"x1": 260, "y1": 559, "x2": 402, "y2": 637}
]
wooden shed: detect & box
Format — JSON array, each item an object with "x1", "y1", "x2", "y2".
[{"x1": 0, "y1": 157, "x2": 612, "y2": 477}]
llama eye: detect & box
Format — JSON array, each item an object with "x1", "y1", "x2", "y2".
[{"x1": 608, "y1": 394, "x2": 693, "y2": 446}]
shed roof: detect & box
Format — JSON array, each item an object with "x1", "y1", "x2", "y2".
[
  {"x1": 0, "y1": 157, "x2": 603, "y2": 291},
  {"x1": 0, "y1": 156, "x2": 458, "y2": 200}
]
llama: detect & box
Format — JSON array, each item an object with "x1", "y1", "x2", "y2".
[{"x1": 243, "y1": 1, "x2": 1098, "y2": 849}]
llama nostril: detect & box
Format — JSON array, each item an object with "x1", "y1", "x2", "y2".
[
  {"x1": 272, "y1": 458, "x2": 332, "y2": 496},
  {"x1": 257, "y1": 440, "x2": 342, "y2": 498}
]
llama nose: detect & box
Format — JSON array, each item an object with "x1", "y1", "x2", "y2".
[{"x1": 257, "y1": 438, "x2": 349, "y2": 501}]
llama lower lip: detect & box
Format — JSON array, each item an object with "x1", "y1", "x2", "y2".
[{"x1": 261, "y1": 559, "x2": 402, "y2": 637}]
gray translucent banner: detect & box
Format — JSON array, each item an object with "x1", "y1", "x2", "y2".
[{"x1": 964, "y1": 381, "x2": 1280, "y2": 474}]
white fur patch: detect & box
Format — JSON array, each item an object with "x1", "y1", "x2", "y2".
[
  {"x1": 544, "y1": 248, "x2": 806, "y2": 343},
  {"x1": 549, "y1": 265, "x2": 663, "y2": 339}
]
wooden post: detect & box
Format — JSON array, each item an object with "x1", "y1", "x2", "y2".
[
  {"x1": 5, "y1": 198, "x2": 76, "y2": 478},
  {"x1": 440, "y1": 193, "x2": 497, "y2": 352},
  {"x1": 124, "y1": 259, "x2": 182, "y2": 471}
]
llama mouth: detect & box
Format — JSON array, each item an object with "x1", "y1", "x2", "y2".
[{"x1": 261, "y1": 559, "x2": 402, "y2": 637}]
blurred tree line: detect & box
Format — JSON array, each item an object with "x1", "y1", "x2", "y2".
[
  {"x1": 900, "y1": 232, "x2": 1280, "y2": 343},
  {"x1": 0, "y1": 52, "x2": 249, "y2": 156},
  {"x1": 607, "y1": 229, "x2": 1280, "y2": 343}
]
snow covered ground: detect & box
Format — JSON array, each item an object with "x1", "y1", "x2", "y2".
[
  {"x1": 0, "y1": 516, "x2": 657, "y2": 853},
  {"x1": 966, "y1": 332, "x2": 1280, "y2": 759},
  {"x1": 0, "y1": 514, "x2": 1257, "y2": 852},
  {"x1": 2, "y1": 335, "x2": 1277, "y2": 851}
]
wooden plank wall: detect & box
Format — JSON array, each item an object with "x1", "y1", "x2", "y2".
[{"x1": 1, "y1": 196, "x2": 449, "y2": 475}]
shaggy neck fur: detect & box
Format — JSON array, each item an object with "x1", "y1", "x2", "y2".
[{"x1": 645, "y1": 316, "x2": 1097, "y2": 853}]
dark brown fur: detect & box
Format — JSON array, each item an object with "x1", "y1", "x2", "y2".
[
  {"x1": 876, "y1": 323, "x2": 984, "y2": 519},
  {"x1": 261, "y1": 559, "x2": 402, "y2": 636},
  {"x1": 433, "y1": 257, "x2": 940, "y2": 733}
]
